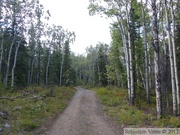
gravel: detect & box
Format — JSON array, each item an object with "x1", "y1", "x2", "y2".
[{"x1": 48, "y1": 86, "x2": 123, "y2": 135}]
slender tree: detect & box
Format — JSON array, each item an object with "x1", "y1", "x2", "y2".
[
  {"x1": 141, "y1": 0, "x2": 150, "y2": 104},
  {"x1": 170, "y1": 0, "x2": 180, "y2": 115},
  {"x1": 151, "y1": 0, "x2": 162, "y2": 119}
]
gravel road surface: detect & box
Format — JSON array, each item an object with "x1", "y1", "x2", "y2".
[{"x1": 48, "y1": 87, "x2": 122, "y2": 135}]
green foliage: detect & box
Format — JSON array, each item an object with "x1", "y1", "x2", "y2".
[
  {"x1": 96, "y1": 88, "x2": 147, "y2": 125},
  {"x1": 15, "y1": 41, "x2": 29, "y2": 87},
  {"x1": 20, "y1": 119, "x2": 37, "y2": 131},
  {"x1": 49, "y1": 50, "x2": 61, "y2": 84},
  {"x1": 118, "y1": 107, "x2": 146, "y2": 125},
  {"x1": 62, "y1": 41, "x2": 73, "y2": 86},
  {"x1": 0, "y1": 0, "x2": 76, "y2": 89},
  {"x1": 0, "y1": 86, "x2": 76, "y2": 134},
  {"x1": 152, "y1": 117, "x2": 180, "y2": 128},
  {"x1": 169, "y1": 117, "x2": 180, "y2": 127},
  {"x1": 94, "y1": 87, "x2": 180, "y2": 128},
  {"x1": 96, "y1": 87, "x2": 111, "y2": 95},
  {"x1": 108, "y1": 26, "x2": 126, "y2": 87},
  {"x1": 95, "y1": 87, "x2": 147, "y2": 125},
  {"x1": 94, "y1": 43, "x2": 109, "y2": 86}
]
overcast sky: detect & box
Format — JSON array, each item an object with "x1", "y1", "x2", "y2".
[{"x1": 40, "y1": 0, "x2": 112, "y2": 55}]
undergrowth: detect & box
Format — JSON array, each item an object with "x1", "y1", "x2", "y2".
[
  {"x1": 93, "y1": 87, "x2": 180, "y2": 128},
  {"x1": 0, "y1": 86, "x2": 76, "y2": 135}
]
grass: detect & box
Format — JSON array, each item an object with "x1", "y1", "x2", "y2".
[
  {"x1": 0, "y1": 86, "x2": 76, "y2": 135},
  {"x1": 93, "y1": 87, "x2": 180, "y2": 128}
]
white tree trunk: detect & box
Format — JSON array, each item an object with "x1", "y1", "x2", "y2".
[
  {"x1": 125, "y1": 1, "x2": 134, "y2": 106},
  {"x1": 170, "y1": 0, "x2": 180, "y2": 115},
  {"x1": 164, "y1": 0, "x2": 177, "y2": 116},
  {"x1": 151, "y1": 0, "x2": 162, "y2": 119},
  {"x1": 4, "y1": 32, "x2": 16, "y2": 89},
  {"x1": 116, "y1": 16, "x2": 131, "y2": 102},
  {"x1": 139, "y1": 67, "x2": 146, "y2": 89},
  {"x1": 162, "y1": 18, "x2": 170, "y2": 109},
  {"x1": 11, "y1": 37, "x2": 23, "y2": 90},
  {"x1": 116, "y1": 0, "x2": 132, "y2": 104}
]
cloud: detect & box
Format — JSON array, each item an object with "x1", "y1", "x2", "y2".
[{"x1": 40, "y1": 0, "x2": 112, "y2": 54}]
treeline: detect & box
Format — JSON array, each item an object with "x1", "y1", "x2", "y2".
[
  {"x1": 0, "y1": 0, "x2": 76, "y2": 90},
  {"x1": 71, "y1": 0, "x2": 180, "y2": 119},
  {"x1": 1, "y1": 0, "x2": 180, "y2": 120}
]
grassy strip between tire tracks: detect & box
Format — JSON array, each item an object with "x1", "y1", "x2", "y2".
[
  {"x1": 92, "y1": 87, "x2": 180, "y2": 128},
  {"x1": 0, "y1": 86, "x2": 76, "y2": 135}
]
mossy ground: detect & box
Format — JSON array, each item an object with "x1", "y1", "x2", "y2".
[
  {"x1": 93, "y1": 87, "x2": 180, "y2": 128},
  {"x1": 0, "y1": 86, "x2": 76, "y2": 135}
]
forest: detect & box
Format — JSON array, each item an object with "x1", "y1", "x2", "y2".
[
  {"x1": 0, "y1": 0, "x2": 180, "y2": 134},
  {"x1": 86, "y1": 0, "x2": 180, "y2": 119}
]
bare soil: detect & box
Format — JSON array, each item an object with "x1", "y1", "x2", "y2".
[{"x1": 46, "y1": 86, "x2": 123, "y2": 135}]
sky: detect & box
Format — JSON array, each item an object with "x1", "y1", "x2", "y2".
[{"x1": 40, "y1": 0, "x2": 112, "y2": 55}]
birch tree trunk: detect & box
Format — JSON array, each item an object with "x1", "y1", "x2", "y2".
[
  {"x1": 116, "y1": 0, "x2": 131, "y2": 104},
  {"x1": 162, "y1": 20, "x2": 170, "y2": 110},
  {"x1": 147, "y1": 43, "x2": 152, "y2": 91},
  {"x1": 164, "y1": 0, "x2": 177, "y2": 116},
  {"x1": 4, "y1": 0, "x2": 18, "y2": 89},
  {"x1": 11, "y1": 12, "x2": 24, "y2": 90},
  {"x1": 139, "y1": 67, "x2": 146, "y2": 89},
  {"x1": 11, "y1": 36, "x2": 23, "y2": 90},
  {"x1": 36, "y1": 7, "x2": 42, "y2": 85},
  {"x1": 170, "y1": 0, "x2": 180, "y2": 115},
  {"x1": 116, "y1": 8, "x2": 131, "y2": 104},
  {"x1": 151, "y1": 0, "x2": 162, "y2": 119},
  {"x1": 4, "y1": 31, "x2": 16, "y2": 89},
  {"x1": 125, "y1": 1, "x2": 134, "y2": 106}
]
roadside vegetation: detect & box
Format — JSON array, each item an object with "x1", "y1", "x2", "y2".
[
  {"x1": 0, "y1": 0, "x2": 180, "y2": 132},
  {"x1": 0, "y1": 86, "x2": 76, "y2": 135},
  {"x1": 93, "y1": 87, "x2": 180, "y2": 128}
]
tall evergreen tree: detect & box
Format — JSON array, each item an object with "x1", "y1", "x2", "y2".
[{"x1": 62, "y1": 41, "x2": 72, "y2": 86}]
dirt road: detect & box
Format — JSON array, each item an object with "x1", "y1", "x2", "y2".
[{"x1": 48, "y1": 87, "x2": 122, "y2": 135}]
